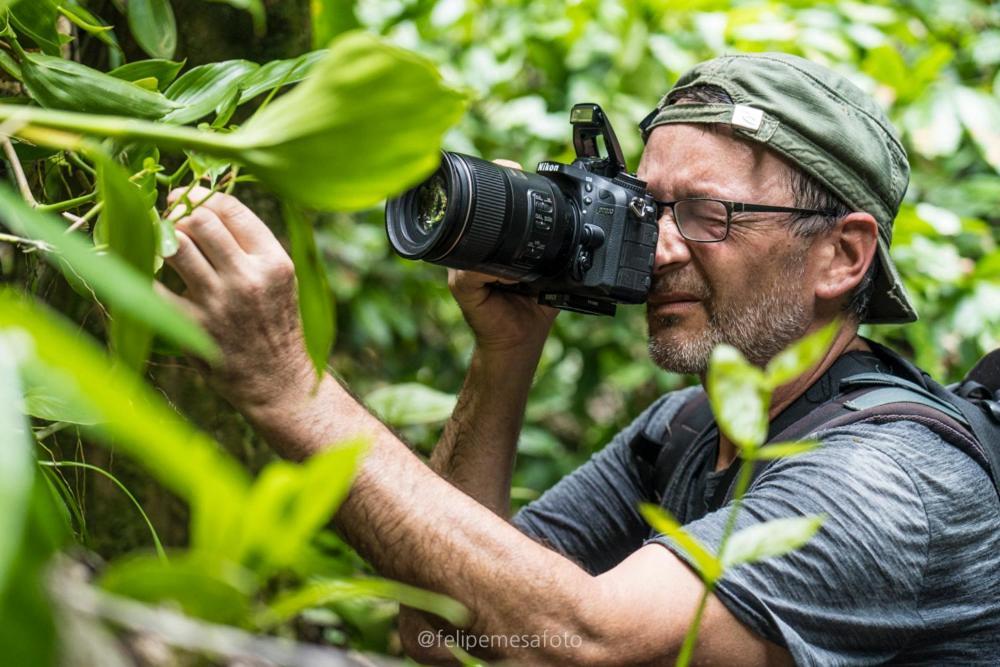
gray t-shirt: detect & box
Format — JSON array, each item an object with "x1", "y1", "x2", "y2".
[{"x1": 512, "y1": 388, "x2": 1000, "y2": 665}]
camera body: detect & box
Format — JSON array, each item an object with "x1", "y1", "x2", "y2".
[{"x1": 385, "y1": 103, "x2": 659, "y2": 316}]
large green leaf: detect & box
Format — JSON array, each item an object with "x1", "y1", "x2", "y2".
[
  {"x1": 721, "y1": 515, "x2": 825, "y2": 568},
  {"x1": 310, "y1": 0, "x2": 360, "y2": 50},
  {"x1": 232, "y1": 30, "x2": 467, "y2": 210},
  {"x1": 284, "y1": 204, "x2": 334, "y2": 377},
  {"x1": 0, "y1": 291, "x2": 248, "y2": 552},
  {"x1": 258, "y1": 576, "x2": 468, "y2": 630},
  {"x1": 706, "y1": 345, "x2": 769, "y2": 451},
  {"x1": 955, "y1": 87, "x2": 1000, "y2": 173},
  {"x1": 18, "y1": 51, "x2": 179, "y2": 119},
  {"x1": 639, "y1": 504, "x2": 722, "y2": 583},
  {"x1": 163, "y1": 60, "x2": 259, "y2": 125},
  {"x1": 128, "y1": 0, "x2": 177, "y2": 59},
  {"x1": 96, "y1": 153, "x2": 157, "y2": 371},
  {"x1": 365, "y1": 382, "x2": 458, "y2": 427},
  {"x1": 0, "y1": 185, "x2": 216, "y2": 359}
]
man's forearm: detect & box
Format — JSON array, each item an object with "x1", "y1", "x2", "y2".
[{"x1": 430, "y1": 346, "x2": 543, "y2": 515}]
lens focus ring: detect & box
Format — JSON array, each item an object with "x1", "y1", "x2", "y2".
[{"x1": 451, "y1": 158, "x2": 506, "y2": 262}]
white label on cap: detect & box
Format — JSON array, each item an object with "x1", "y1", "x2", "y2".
[{"x1": 732, "y1": 105, "x2": 764, "y2": 131}]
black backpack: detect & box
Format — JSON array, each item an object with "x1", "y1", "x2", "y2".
[{"x1": 629, "y1": 340, "x2": 1000, "y2": 517}]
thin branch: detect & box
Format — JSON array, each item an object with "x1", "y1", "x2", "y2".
[
  {"x1": 2, "y1": 135, "x2": 38, "y2": 206},
  {"x1": 64, "y1": 201, "x2": 104, "y2": 234},
  {"x1": 0, "y1": 231, "x2": 51, "y2": 251}
]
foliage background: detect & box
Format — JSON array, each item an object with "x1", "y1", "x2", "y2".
[{"x1": 2, "y1": 0, "x2": 998, "y2": 662}]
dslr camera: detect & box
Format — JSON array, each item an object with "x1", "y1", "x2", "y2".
[{"x1": 384, "y1": 104, "x2": 658, "y2": 316}]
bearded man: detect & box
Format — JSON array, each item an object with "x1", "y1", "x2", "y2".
[{"x1": 162, "y1": 54, "x2": 1000, "y2": 665}]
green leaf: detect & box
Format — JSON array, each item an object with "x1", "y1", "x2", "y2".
[
  {"x1": 365, "y1": 382, "x2": 457, "y2": 427},
  {"x1": 284, "y1": 204, "x2": 334, "y2": 377},
  {"x1": 706, "y1": 345, "x2": 769, "y2": 450},
  {"x1": 258, "y1": 576, "x2": 469, "y2": 630},
  {"x1": 128, "y1": 0, "x2": 177, "y2": 59},
  {"x1": 163, "y1": 60, "x2": 259, "y2": 125},
  {"x1": 639, "y1": 504, "x2": 722, "y2": 583},
  {"x1": 0, "y1": 185, "x2": 217, "y2": 359},
  {"x1": 902, "y1": 86, "x2": 962, "y2": 159},
  {"x1": 108, "y1": 59, "x2": 185, "y2": 90},
  {"x1": 955, "y1": 87, "x2": 1000, "y2": 173},
  {"x1": 18, "y1": 51, "x2": 179, "y2": 119},
  {"x1": 721, "y1": 515, "x2": 825, "y2": 568},
  {"x1": 749, "y1": 440, "x2": 820, "y2": 461},
  {"x1": 231, "y1": 438, "x2": 367, "y2": 575},
  {"x1": 0, "y1": 290, "x2": 249, "y2": 554},
  {"x1": 763, "y1": 320, "x2": 839, "y2": 390},
  {"x1": 57, "y1": 3, "x2": 121, "y2": 56},
  {"x1": 237, "y1": 50, "x2": 327, "y2": 103},
  {"x1": 232, "y1": 30, "x2": 467, "y2": 210},
  {"x1": 96, "y1": 152, "x2": 157, "y2": 371},
  {"x1": 0, "y1": 332, "x2": 35, "y2": 601},
  {"x1": 100, "y1": 553, "x2": 255, "y2": 625},
  {"x1": 8, "y1": 0, "x2": 62, "y2": 56}
]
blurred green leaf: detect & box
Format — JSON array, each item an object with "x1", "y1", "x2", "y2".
[
  {"x1": 750, "y1": 440, "x2": 820, "y2": 461},
  {"x1": 707, "y1": 345, "x2": 768, "y2": 450},
  {"x1": 639, "y1": 504, "x2": 722, "y2": 583},
  {"x1": 100, "y1": 553, "x2": 255, "y2": 625},
  {"x1": 0, "y1": 333, "x2": 34, "y2": 601},
  {"x1": 258, "y1": 576, "x2": 468, "y2": 629},
  {"x1": 311, "y1": 0, "x2": 360, "y2": 50},
  {"x1": 0, "y1": 290, "x2": 249, "y2": 553},
  {"x1": 232, "y1": 438, "x2": 367, "y2": 575},
  {"x1": 284, "y1": 204, "x2": 335, "y2": 377},
  {"x1": 955, "y1": 87, "x2": 1000, "y2": 172},
  {"x1": 128, "y1": 0, "x2": 177, "y2": 59},
  {"x1": 721, "y1": 515, "x2": 825, "y2": 568},
  {"x1": 763, "y1": 320, "x2": 839, "y2": 390},
  {"x1": 57, "y1": 3, "x2": 121, "y2": 56},
  {"x1": 365, "y1": 382, "x2": 457, "y2": 426},
  {"x1": 163, "y1": 60, "x2": 259, "y2": 125},
  {"x1": 232, "y1": 30, "x2": 467, "y2": 210},
  {"x1": 108, "y1": 59, "x2": 185, "y2": 90},
  {"x1": 96, "y1": 153, "x2": 157, "y2": 371}
]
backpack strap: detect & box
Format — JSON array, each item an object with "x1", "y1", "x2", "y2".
[{"x1": 630, "y1": 391, "x2": 712, "y2": 503}]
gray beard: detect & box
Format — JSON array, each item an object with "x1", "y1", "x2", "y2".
[{"x1": 647, "y1": 261, "x2": 811, "y2": 375}]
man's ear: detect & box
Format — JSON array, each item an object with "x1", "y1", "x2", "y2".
[{"x1": 814, "y1": 212, "x2": 879, "y2": 304}]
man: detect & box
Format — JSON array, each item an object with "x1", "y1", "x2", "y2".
[{"x1": 162, "y1": 53, "x2": 1000, "y2": 664}]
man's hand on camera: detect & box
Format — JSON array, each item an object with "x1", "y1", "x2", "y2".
[
  {"x1": 158, "y1": 186, "x2": 314, "y2": 416},
  {"x1": 448, "y1": 160, "x2": 559, "y2": 356}
]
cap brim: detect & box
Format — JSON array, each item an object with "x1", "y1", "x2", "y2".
[{"x1": 863, "y1": 240, "x2": 918, "y2": 325}]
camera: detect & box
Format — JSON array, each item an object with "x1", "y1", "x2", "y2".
[{"x1": 384, "y1": 104, "x2": 658, "y2": 316}]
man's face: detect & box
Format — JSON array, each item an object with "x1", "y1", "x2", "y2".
[{"x1": 636, "y1": 124, "x2": 821, "y2": 375}]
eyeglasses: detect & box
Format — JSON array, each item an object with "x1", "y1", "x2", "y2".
[{"x1": 653, "y1": 197, "x2": 839, "y2": 242}]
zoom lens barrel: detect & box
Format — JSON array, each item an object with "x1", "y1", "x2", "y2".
[{"x1": 386, "y1": 153, "x2": 577, "y2": 280}]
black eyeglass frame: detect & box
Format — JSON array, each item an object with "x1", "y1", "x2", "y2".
[{"x1": 653, "y1": 197, "x2": 840, "y2": 243}]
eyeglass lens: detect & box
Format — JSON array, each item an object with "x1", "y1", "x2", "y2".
[{"x1": 675, "y1": 199, "x2": 729, "y2": 242}]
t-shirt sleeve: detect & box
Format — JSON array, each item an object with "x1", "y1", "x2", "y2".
[
  {"x1": 513, "y1": 390, "x2": 695, "y2": 575},
  {"x1": 647, "y1": 425, "x2": 931, "y2": 666}
]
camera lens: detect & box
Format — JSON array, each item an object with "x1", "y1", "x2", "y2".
[
  {"x1": 386, "y1": 152, "x2": 577, "y2": 279},
  {"x1": 415, "y1": 173, "x2": 448, "y2": 234}
]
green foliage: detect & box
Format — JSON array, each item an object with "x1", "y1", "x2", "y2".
[{"x1": 285, "y1": 203, "x2": 336, "y2": 377}]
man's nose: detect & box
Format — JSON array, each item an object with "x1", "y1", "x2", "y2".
[{"x1": 653, "y1": 213, "x2": 693, "y2": 274}]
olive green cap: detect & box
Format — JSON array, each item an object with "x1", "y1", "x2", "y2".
[{"x1": 640, "y1": 53, "x2": 916, "y2": 324}]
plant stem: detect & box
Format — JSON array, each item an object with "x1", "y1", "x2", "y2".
[
  {"x1": 2, "y1": 135, "x2": 38, "y2": 206},
  {"x1": 38, "y1": 460, "x2": 167, "y2": 562},
  {"x1": 34, "y1": 421, "x2": 71, "y2": 440},
  {"x1": 36, "y1": 191, "x2": 98, "y2": 213},
  {"x1": 66, "y1": 151, "x2": 96, "y2": 176},
  {"x1": 65, "y1": 201, "x2": 104, "y2": 234},
  {"x1": 0, "y1": 231, "x2": 51, "y2": 251},
  {"x1": 676, "y1": 589, "x2": 711, "y2": 666}
]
